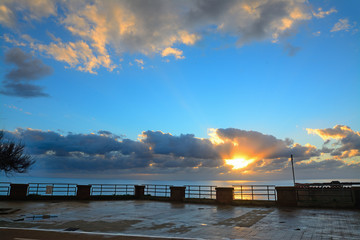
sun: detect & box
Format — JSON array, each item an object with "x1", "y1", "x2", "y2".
[{"x1": 225, "y1": 158, "x2": 253, "y2": 170}]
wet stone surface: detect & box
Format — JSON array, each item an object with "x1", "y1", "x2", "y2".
[{"x1": 0, "y1": 200, "x2": 359, "y2": 239}]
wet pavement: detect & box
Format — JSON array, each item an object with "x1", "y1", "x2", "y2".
[{"x1": 0, "y1": 200, "x2": 360, "y2": 239}]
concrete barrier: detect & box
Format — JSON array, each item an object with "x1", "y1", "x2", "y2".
[
  {"x1": 76, "y1": 185, "x2": 91, "y2": 200},
  {"x1": 10, "y1": 184, "x2": 29, "y2": 200},
  {"x1": 216, "y1": 187, "x2": 234, "y2": 204},
  {"x1": 170, "y1": 186, "x2": 186, "y2": 201},
  {"x1": 297, "y1": 188, "x2": 354, "y2": 208}
]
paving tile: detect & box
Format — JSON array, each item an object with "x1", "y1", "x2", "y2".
[{"x1": 0, "y1": 201, "x2": 359, "y2": 239}]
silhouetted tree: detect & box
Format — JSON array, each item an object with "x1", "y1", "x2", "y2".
[{"x1": 0, "y1": 131, "x2": 34, "y2": 175}]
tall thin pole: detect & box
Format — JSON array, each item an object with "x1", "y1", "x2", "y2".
[{"x1": 291, "y1": 154, "x2": 296, "y2": 186}]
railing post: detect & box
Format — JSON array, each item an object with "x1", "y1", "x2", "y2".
[
  {"x1": 170, "y1": 186, "x2": 186, "y2": 201},
  {"x1": 267, "y1": 186, "x2": 269, "y2": 200},
  {"x1": 77, "y1": 185, "x2": 91, "y2": 200},
  {"x1": 276, "y1": 186, "x2": 297, "y2": 207},
  {"x1": 240, "y1": 186, "x2": 243, "y2": 200},
  {"x1": 251, "y1": 186, "x2": 254, "y2": 200},
  {"x1": 134, "y1": 185, "x2": 145, "y2": 199},
  {"x1": 115, "y1": 185, "x2": 117, "y2": 195},
  {"x1": 10, "y1": 184, "x2": 29, "y2": 200},
  {"x1": 216, "y1": 187, "x2": 234, "y2": 204}
]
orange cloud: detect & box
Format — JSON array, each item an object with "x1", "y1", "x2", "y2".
[
  {"x1": 306, "y1": 125, "x2": 358, "y2": 140},
  {"x1": 161, "y1": 47, "x2": 184, "y2": 59}
]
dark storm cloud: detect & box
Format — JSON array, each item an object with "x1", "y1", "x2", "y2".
[
  {"x1": 296, "y1": 159, "x2": 345, "y2": 170},
  {"x1": 141, "y1": 130, "x2": 219, "y2": 159},
  {"x1": 38, "y1": 153, "x2": 152, "y2": 172},
  {"x1": 6, "y1": 128, "x2": 124, "y2": 156},
  {"x1": 4, "y1": 48, "x2": 53, "y2": 81},
  {"x1": 1, "y1": 48, "x2": 52, "y2": 98},
  {"x1": 4, "y1": 126, "x2": 357, "y2": 176},
  {"x1": 0, "y1": 82, "x2": 49, "y2": 98},
  {"x1": 97, "y1": 130, "x2": 124, "y2": 140}
]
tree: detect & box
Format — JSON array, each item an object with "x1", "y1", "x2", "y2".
[{"x1": 0, "y1": 131, "x2": 34, "y2": 175}]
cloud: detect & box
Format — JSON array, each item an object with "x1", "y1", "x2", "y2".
[
  {"x1": 161, "y1": 47, "x2": 185, "y2": 59},
  {"x1": 312, "y1": 7, "x2": 337, "y2": 19},
  {"x1": 4, "y1": 48, "x2": 52, "y2": 81},
  {"x1": 141, "y1": 130, "x2": 219, "y2": 160},
  {"x1": 36, "y1": 41, "x2": 114, "y2": 74},
  {"x1": 312, "y1": 31, "x2": 321, "y2": 37},
  {"x1": 134, "y1": 59, "x2": 144, "y2": 69},
  {"x1": 3, "y1": 104, "x2": 31, "y2": 115},
  {"x1": 307, "y1": 125, "x2": 360, "y2": 158},
  {"x1": 0, "y1": 4, "x2": 15, "y2": 27},
  {"x1": 0, "y1": 0, "x2": 56, "y2": 24},
  {"x1": 307, "y1": 125, "x2": 355, "y2": 140},
  {"x1": 1, "y1": 48, "x2": 52, "y2": 98},
  {"x1": 0, "y1": 82, "x2": 49, "y2": 98},
  {"x1": 284, "y1": 43, "x2": 301, "y2": 56},
  {"x1": 212, "y1": 128, "x2": 319, "y2": 161},
  {"x1": 331, "y1": 18, "x2": 355, "y2": 32},
  {"x1": 2, "y1": 126, "x2": 359, "y2": 179},
  {"x1": 1, "y1": 0, "x2": 316, "y2": 73}
]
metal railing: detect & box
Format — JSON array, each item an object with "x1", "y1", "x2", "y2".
[
  {"x1": 91, "y1": 184, "x2": 134, "y2": 196},
  {"x1": 0, "y1": 182, "x2": 11, "y2": 196},
  {"x1": 295, "y1": 182, "x2": 360, "y2": 189},
  {"x1": 233, "y1": 185, "x2": 276, "y2": 201},
  {"x1": 185, "y1": 185, "x2": 217, "y2": 199},
  {"x1": 27, "y1": 183, "x2": 77, "y2": 196},
  {"x1": 2, "y1": 182, "x2": 281, "y2": 202},
  {"x1": 295, "y1": 182, "x2": 358, "y2": 204},
  {"x1": 144, "y1": 184, "x2": 172, "y2": 197}
]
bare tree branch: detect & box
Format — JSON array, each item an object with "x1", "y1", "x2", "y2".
[{"x1": 0, "y1": 131, "x2": 35, "y2": 175}]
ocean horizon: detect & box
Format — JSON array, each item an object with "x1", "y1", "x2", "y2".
[{"x1": 2, "y1": 176, "x2": 360, "y2": 187}]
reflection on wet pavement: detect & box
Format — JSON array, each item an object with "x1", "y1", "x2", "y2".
[{"x1": 0, "y1": 200, "x2": 359, "y2": 239}]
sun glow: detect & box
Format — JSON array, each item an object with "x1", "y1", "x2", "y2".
[{"x1": 225, "y1": 158, "x2": 253, "y2": 170}]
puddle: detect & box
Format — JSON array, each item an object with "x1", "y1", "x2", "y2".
[
  {"x1": 0, "y1": 208, "x2": 20, "y2": 215},
  {"x1": 13, "y1": 215, "x2": 58, "y2": 221}
]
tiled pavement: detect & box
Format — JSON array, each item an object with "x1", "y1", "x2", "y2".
[{"x1": 0, "y1": 200, "x2": 359, "y2": 239}]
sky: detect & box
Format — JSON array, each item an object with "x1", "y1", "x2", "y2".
[{"x1": 0, "y1": 0, "x2": 359, "y2": 181}]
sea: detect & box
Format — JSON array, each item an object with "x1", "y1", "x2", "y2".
[{"x1": 2, "y1": 175, "x2": 360, "y2": 187}]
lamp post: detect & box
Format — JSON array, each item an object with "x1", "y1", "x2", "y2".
[{"x1": 291, "y1": 154, "x2": 296, "y2": 186}]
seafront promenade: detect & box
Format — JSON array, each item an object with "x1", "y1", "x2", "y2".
[
  {"x1": 1, "y1": 200, "x2": 360, "y2": 240},
  {"x1": 1, "y1": 181, "x2": 360, "y2": 239}
]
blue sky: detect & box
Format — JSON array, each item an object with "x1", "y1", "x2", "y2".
[{"x1": 0, "y1": 0, "x2": 359, "y2": 181}]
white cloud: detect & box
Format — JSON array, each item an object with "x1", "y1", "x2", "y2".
[
  {"x1": 331, "y1": 18, "x2": 354, "y2": 32},
  {"x1": 312, "y1": 7, "x2": 337, "y2": 18}
]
